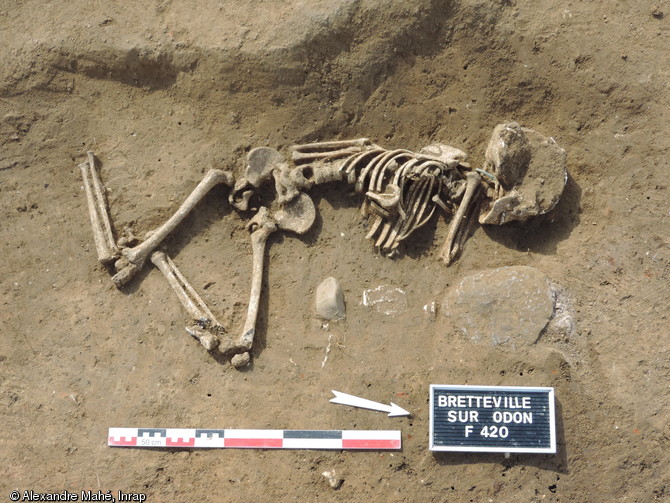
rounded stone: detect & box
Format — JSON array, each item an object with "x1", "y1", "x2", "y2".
[{"x1": 231, "y1": 352, "x2": 251, "y2": 368}]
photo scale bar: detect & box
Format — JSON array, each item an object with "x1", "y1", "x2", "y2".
[{"x1": 108, "y1": 428, "x2": 401, "y2": 450}]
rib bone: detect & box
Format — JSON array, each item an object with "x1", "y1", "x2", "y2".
[
  {"x1": 294, "y1": 138, "x2": 371, "y2": 150},
  {"x1": 291, "y1": 139, "x2": 375, "y2": 164},
  {"x1": 79, "y1": 152, "x2": 119, "y2": 264},
  {"x1": 292, "y1": 146, "x2": 364, "y2": 162},
  {"x1": 113, "y1": 169, "x2": 234, "y2": 287},
  {"x1": 366, "y1": 183, "x2": 401, "y2": 210}
]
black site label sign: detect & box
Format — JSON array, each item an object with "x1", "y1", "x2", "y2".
[{"x1": 430, "y1": 385, "x2": 556, "y2": 453}]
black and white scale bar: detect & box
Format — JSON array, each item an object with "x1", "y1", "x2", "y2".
[{"x1": 109, "y1": 428, "x2": 401, "y2": 450}]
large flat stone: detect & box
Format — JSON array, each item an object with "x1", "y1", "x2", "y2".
[{"x1": 442, "y1": 266, "x2": 555, "y2": 347}]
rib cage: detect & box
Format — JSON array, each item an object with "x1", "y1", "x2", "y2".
[{"x1": 291, "y1": 140, "x2": 467, "y2": 255}]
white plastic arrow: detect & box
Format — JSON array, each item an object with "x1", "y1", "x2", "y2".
[{"x1": 330, "y1": 390, "x2": 410, "y2": 417}]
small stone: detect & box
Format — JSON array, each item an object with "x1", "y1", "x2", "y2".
[
  {"x1": 322, "y1": 470, "x2": 343, "y2": 490},
  {"x1": 231, "y1": 352, "x2": 251, "y2": 368},
  {"x1": 422, "y1": 301, "x2": 437, "y2": 321},
  {"x1": 442, "y1": 266, "x2": 555, "y2": 347},
  {"x1": 199, "y1": 333, "x2": 219, "y2": 351},
  {"x1": 545, "y1": 286, "x2": 576, "y2": 338},
  {"x1": 315, "y1": 277, "x2": 345, "y2": 320}
]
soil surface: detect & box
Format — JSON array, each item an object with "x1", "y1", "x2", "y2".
[{"x1": 1, "y1": 1, "x2": 668, "y2": 501}]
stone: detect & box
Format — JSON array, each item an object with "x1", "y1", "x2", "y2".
[
  {"x1": 315, "y1": 277, "x2": 345, "y2": 321},
  {"x1": 442, "y1": 266, "x2": 555, "y2": 347},
  {"x1": 422, "y1": 301, "x2": 437, "y2": 321},
  {"x1": 322, "y1": 470, "x2": 344, "y2": 490},
  {"x1": 479, "y1": 123, "x2": 567, "y2": 225},
  {"x1": 231, "y1": 351, "x2": 251, "y2": 368}
]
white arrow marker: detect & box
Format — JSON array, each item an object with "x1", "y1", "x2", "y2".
[{"x1": 330, "y1": 390, "x2": 410, "y2": 417}]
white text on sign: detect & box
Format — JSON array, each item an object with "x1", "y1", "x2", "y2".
[
  {"x1": 438, "y1": 395, "x2": 535, "y2": 426},
  {"x1": 437, "y1": 394, "x2": 531, "y2": 409}
]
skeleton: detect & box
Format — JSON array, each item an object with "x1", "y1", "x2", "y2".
[
  {"x1": 232, "y1": 139, "x2": 482, "y2": 261},
  {"x1": 289, "y1": 139, "x2": 480, "y2": 259},
  {"x1": 79, "y1": 123, "x2": 566, "y2": 368}
]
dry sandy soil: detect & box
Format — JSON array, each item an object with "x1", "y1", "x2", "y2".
[{"x1": 1, "y1": 1, "x2": 669, "y2": 501}]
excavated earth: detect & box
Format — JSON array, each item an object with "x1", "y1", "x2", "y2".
[{"x1": 1, "y1": 1, "x2": 668, "y2": 501}]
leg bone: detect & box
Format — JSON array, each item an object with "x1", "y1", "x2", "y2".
[
  {"x1": 232, "y1": 207, "x2": 277, "y2": 353},
  {"x1": 113, "y1": 169, "x2": 234, "y2": 287},
  {"x1": 79, "y1": 151, "x2": 119, "y2": 264},
  {"x1": 150, "y1": 250, "x2": 222, "y2": 351}
]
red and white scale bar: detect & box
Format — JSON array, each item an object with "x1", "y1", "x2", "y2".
[{"x1": 109, "y1": 428, "x2": 401, "y2": 450}]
